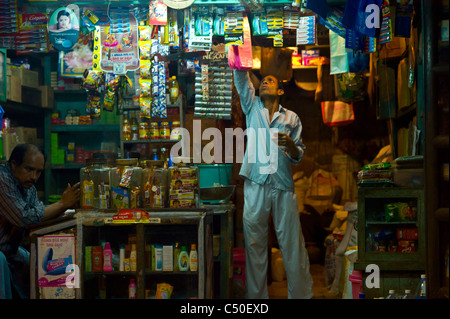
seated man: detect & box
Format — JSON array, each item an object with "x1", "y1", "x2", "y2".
[{"x1": 0, "y1": 143, "x2": 80, "y2": 298}]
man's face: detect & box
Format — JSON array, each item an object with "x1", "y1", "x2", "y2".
[
  {"x1": 259, "y1": 75, "x2": 284, "y2": 98},
  {"x1": 11, "y1": 150, "x2": 45, "y2": 189}
]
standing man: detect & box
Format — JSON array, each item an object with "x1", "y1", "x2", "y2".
[
  {"x1": 0, "y1": 143, "x2": 80, "y2": 298},
  {"x1": 233, "y1": 69, "x2": 313, "y2": 299}
]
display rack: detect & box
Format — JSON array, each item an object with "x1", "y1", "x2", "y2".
[
  {"x1": 30, "y1": 209, "x2": 214, "y2": 299},
  {"x1": 119, "y1": 95, "x2": 185, "y2": 158},
  {"x1": 355, "y1": 187, "x2": 425, "y2": 298}
]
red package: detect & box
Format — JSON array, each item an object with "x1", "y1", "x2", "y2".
[
  {"x1": 398, "y1": 240, "x2": 416, "y2": 253},
  {"x1": 397, "y1": 228, "x2": 418, "y2": 241}
]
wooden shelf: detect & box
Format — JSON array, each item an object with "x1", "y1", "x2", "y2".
[
  {"x1": 123, "y1": 139, "x2": 181, "y2": 144},
  {"x1": 51, "y1": 124, "x2": 120, "y2": 132}
]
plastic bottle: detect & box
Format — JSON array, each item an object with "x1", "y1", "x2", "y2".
[
  {"x1": 130, "y1": 112, "x2": 139, "y2": 141},
  {"x1": 169, "y1": 76, "x2": 179, "y2": 104},
  {"x1": 401, "y1": 289, "x2": 414, "y2": 299},
  {"x1": 386, "y1": 289, "x2": 397, "y2": 299},
  {"x1": 103, "y1": 242, "x2": 113, "y2": 272},
  {"x1": 122, "y1": 115, "x2": 131, "y2": 141},
  {"x1": 173, "y1": 242, "x2": 181, "y2": 272},
  {"x1": 130, "y1": 244, "x2": 137, "y2": 272},
  {"x1": 119, "y1": 244, "x2": 125, "y2": 271},
  {"x1": 129, "y1": 278, "x2": 136, "y2": 299},
  {"x1": 178, "y1": 245, "x2": 189, "y2": 271},
  {"x1": 152, "y1": 148, "x2": 159, "y2": 161},
  {"x1": 414, "y1": 274, "x2": 426, "y2": 299},
  {"x1": 189, "y1": 244, "x2": 198, "y2": 272}
]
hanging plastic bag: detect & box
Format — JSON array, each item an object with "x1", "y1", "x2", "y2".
[
  {"x1": 335, "y1": 72, "x2": 366, "y2": 102},
  {"x1": 321, "y1": 101, "x2": 355, "y2": 126},
  {"x1": 329, "y1": 30, "x2": 349, "y2": 75},
  {"x1": 227, "y1": 15, "x2": 253, "y2": 70}
]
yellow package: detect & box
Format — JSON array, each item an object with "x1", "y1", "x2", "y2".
[{"x1": 156, "y1": 283, "x2": 173, "y2": 299}]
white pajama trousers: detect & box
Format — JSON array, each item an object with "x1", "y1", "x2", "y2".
[{"x1": 243, "y1": 179, "x2": 313, "y2": 299}]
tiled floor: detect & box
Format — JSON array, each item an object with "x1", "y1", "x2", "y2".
[{"x1": 268, "y1": 263, "x2": 337, "y2": 299}]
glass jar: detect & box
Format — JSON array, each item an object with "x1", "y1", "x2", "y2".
[
  {"x1": 139, "y1": 121, "x2": 148, "y2": 140},
  {"x1": 160, "y1": 122, "x2": 170, "y2": 139},
  {"x1": 80, "y1": 159, "x2": 106, "y2": 210},
  {"x1": 170, "y1": 121, "x2": 181, "y2": 140},
  {"x1": 141, "y1": 160, "x2": 168, "y2": 208},
  {"x1": 149, "y1": 122, "x2": 160, "y2": 140},
  {"x1": 110, "y1": 159, "x2": 143, "y2": 209}
]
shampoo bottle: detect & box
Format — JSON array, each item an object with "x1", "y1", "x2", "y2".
[
  {"x1": 189, "y1": 244, "x2": 198, "y2": 272},
  {"x1": 103, "y1": 242, "x2": 113, "y2": 272},
  {"x1": 178, "y1": 245, "x2": 189, "y2": 271}
]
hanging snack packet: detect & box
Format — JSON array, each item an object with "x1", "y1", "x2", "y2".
[{"x1": 378, "y1": 0, "x2": 392, "y2": 44}]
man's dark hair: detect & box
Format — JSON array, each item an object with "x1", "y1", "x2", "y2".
[{"x1": 8, "y1": 143, "x2": 47, "y2": 165}]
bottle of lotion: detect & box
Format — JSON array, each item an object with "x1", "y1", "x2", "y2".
[
  {"x1": 103, "y1": 242, "x2": 113, "y2": 272},
  {"x1": 178, "y1": 245, "x2": 189, "y2": 271},
  {"x1": 189, "y1": 244, "x2": 198, "y2": 271}
]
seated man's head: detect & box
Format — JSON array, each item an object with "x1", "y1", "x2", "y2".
[{"x1": 8, "y1": 144, "x2": 46, "y2": 189}]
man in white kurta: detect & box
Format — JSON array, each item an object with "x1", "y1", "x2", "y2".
[{"x1": 233, "y1": 70, "x2": 313, "y2": 299}]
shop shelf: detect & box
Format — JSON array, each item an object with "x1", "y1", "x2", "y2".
[
  {"x1": 122, "y1": 139, "x2": 181, "y2": 144},
  {"x1": 51, "y1": 124, "x2": 120, "y2": 132}
]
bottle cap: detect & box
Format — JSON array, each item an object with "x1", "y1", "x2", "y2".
[
  {"x1": 181, "y1": 245, "x2": 186, "y2": 251},
  {"x1": 191, "y1": 244, "x2": 196, "y2": 250},
  {"x1": 421, "y1": 274, "x2": 426, "y2": 279},
  {"x1": 104, "y1": 242, "x2": 111, "y2": 250},
  {"x1": 132, "y1": 244, "x2": 136, "y2": 250}
]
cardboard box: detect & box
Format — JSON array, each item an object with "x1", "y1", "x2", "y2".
[
  {"x1": 21, "y1": 86, "x2": 42, "y2": 107},
  {"x1": 15, "y1": 127, "x2": 37, "y2": 144},
  {"x1": 10, "y1": 76, "x2": 22, "y2": 102},
  {"x1": 10, "y1": 67, "x2": 39, "y2": 88},
  {"x1": 40, "y1": 86, "x2": 54, "y2": 109}
]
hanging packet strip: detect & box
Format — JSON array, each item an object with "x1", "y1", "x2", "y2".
[
  {"x1": 266, "y1": 6, "x2": 284, "y2": 47},
  {"x1": 224, "y1": 6, "x2": 245, "y2": 45},
  {"x1": 378, "y1": 0, "x2": 392, "y2": 44},
  {"x1": 283, "y1": 6, "x2": 300, "y2": 30},
  {"x1": 318, "y1": 6, "x2": 346, "y2": 39},
  {"x1": 297, "y1": 15, "x2": 316, "y2": 45},
  {"x1": 212, "y1": 7, "x2": 225, "y2": 36},
  {"x1": 251, "y1": 10, "x2": 268, "y2": 36},
  {"x1": 138, "y1": 25, "x2": 152, "y2": 118}
]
